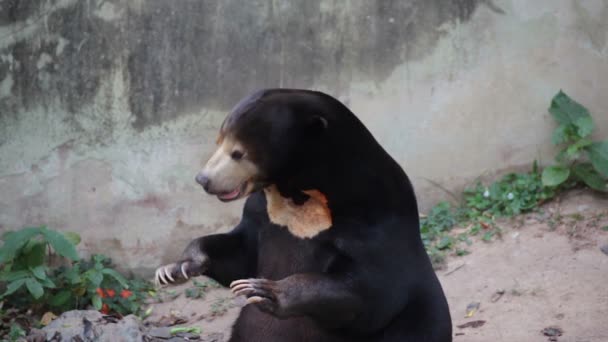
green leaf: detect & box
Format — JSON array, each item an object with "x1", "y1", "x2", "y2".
[
  {"x1": 65, "y1": 266, "x2": 83, "y2": 285},
  {"x1": 549, "y1": 90, "x2": 591, "y2": 125},
  {"x1": 101, "y1": 268, "x2": 129, "y2": 289},
  {"x1": 482, "y1": 231, "x2": 495, "y2": 242},
  {"x1": 25, "y1": 242, "x2": 46, "y2": 268},
  {"x1": 63, "y1": 232, "x2": 81, "y2": 246},
  {"x1": 92, "y1": 294, "x2": 103, "y2": 310},
  {"x1": 30, "y1": 265, "x2": 47, "y2": 280},
  {"x1": 436, "y1": 236, "x2": 453, "y2": 250},
  {"x1": 589, "y1": 141, "x2": 608, "y2": 177},
  {"x1": 542, "y1": 166, "x2": 571, "y2": 187},
  {"x1": 573, "y1": 163, "x2": 607, "y2": 191},
  {"x1": 0, "y1": 270, "x2": 29, "y2": 282},
  {"x1": 40, "y1": 228, "x2": 79, "y2": 261},
  {"x1": 574, "y1": 116, "x2": 594, "y2": 137},
  {"x1": 39, "y1": 276, "x2": 56, "y2": 288},
  {"x1": 0, "y1": 278, "x2": 26, "y2": 298},
  {"x1": 49, "y1": 290, "x2": 72, "y2": 307},
  {"x1": 85, "y1": 270, "x2": 103, "y2": 287},
  {"x1": 0, "y1": 227, "x2": 43, "y2": 264},
  {"x1": 25, "y1": 278, "x2": 44, "y2": 299},
  {"x1": 552, "y1": 124, "x2": 568, "y2": 145}
]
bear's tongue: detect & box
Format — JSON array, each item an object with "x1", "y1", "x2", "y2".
[{"x1": 218, "y1": 187, "x2": 241, "y2": 200}]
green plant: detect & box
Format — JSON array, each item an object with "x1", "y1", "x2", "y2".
[
  {"x1": 420, "y1": 201, "x2": 458, "y2": 247},
  {"x1": 464, "y1": 163, "x2": 555, "y2": 218},
  {"x1": 542, "y1": 90, "x2": 608, "y2": 191},
  {"x1": 0, "y1": 226, "x2": 79, "y2": 304},
  {"x1": 7, "y1": 323, "x2": 25, "y2": 341},
  {"x1": 185, "y1": 279, "x2": 221, "y2": 300},
  {"x1": 50, "y1": 254, "x2": 132, "y2": 314},
  {"x1": 209, "y1": 296, "x2": 232, "y2": 317},
  {"x1": 0, "y1": 226, "x2": 151, "y2": 318}
]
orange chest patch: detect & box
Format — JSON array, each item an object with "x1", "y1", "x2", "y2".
[{"x1": 264, "y1": 186, "x2": 333, "y2": 239}]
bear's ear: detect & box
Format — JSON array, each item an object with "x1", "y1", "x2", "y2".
[{"x1": 306, "y1": 115, "x2": 328, "y2": 136}]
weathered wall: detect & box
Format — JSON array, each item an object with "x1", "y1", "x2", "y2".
[{"x1": 1, "y1": 0, "x2": 607, "y2": 275}]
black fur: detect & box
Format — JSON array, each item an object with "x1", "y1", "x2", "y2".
[{"x1": 167, "y1": 89, "x2": 452, "y2": 341}]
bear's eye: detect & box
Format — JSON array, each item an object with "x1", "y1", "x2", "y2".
[{"x1": 231, "y1": 150, "x2": 244, "y2": 161}]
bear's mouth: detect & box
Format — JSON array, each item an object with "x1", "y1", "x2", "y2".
[{"x1": 217, "y1": 182, "x2": 249, "y2": 202}]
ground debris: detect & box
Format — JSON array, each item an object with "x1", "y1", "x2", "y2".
[
  {"x1": 490, "y1": 289, "x2": 505, "y2": 303},
  {"x1": 465, "y1": 302, "x2": 480, "y2": 318},
  {"x1": 542, "y1": 325, "x2": 564, "y2": 341},
  {"x1": 457, "y1": 320, "x2": 486, "y2": 329}
]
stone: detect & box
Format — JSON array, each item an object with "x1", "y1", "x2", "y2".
[{"x1": 42, "y1": 310, "x2": 144, "y2": 342}]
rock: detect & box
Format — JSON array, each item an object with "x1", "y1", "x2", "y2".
[
  {"x1": 43, "y1": 310, "x2": 103, "y2": 341},
  {"x1": 600, "y1": 244, "x2": 608, "y2": 256},
  {"x1": 148, "y1": 326, "x2": 173, "y2": 339},
  {"x1": 25, "y1": 328, "x2": 46, "y2": 342},
  {"x1": 200, "y1": 333, "x2": 224, "y2": 342},
  {"x1": 43, "y1": 310, "x2": 144, "y2": 342}
]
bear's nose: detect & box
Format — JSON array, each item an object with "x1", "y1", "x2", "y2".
[{"x1": 195, "y1": 173, "x2": 211, "y2": 192}]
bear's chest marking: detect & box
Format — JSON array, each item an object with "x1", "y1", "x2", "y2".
[{"x1": 264, "y1": 186, "x2": 332, "y2": 239}]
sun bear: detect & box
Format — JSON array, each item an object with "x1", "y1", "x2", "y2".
[{"x1": 155, "y1": 89, "x2": 452, "y2": 342}]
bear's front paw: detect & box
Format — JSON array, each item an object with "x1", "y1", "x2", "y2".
[
  {"x1": 230, "y1": 278, "x2": 285, "y2": 316},
  {"x1": 154, "y1": 260, "x2": 204, "y2": 287}
]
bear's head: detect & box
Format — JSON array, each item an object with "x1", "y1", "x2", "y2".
[
  {"x1": 195, "y1": 88, "x2": 418, "y2": 232},
  {"x1": 196, "y1": 89, "x2": 332, "y2": 203}
]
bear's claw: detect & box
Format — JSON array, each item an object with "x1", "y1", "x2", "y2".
[
  {"x1": 230, "y1": 278, "x2": 278, "y2": 304},
  {"x1": 154, "y1": 261, "x2": 193, "y2": 287}
]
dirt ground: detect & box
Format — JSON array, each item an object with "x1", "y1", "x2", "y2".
[{"x1": 146, "y1": 190, "x2": 608, "y2": 342}]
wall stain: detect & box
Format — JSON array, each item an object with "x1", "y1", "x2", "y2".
[
  {"x1": 133, "y1": 193, "x2": 169, "y2": 213},
  {"x1": 0, "y1": 0, "x2": 491, "y2": 131}
]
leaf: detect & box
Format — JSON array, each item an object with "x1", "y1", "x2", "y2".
[
  {"x1": 436, "y1": 236, "x2": 453, "y2": 250},
  {"x1": 573, "y1": 164, "x2": 607, "y2": 191},
  {"x1": 0, "y1": 227, "x2": 43, "y2": 264},
  {"x1": 542, "y1": 166, "x2": 571, "y2": 187},
  {"x1": 25, "y1": 242, "x2": 46, "y2": 268},
  {"x1": 574, "y1": 116, "x2": 594, "y2": 137},
  {"x1": 30, "y1": 265, "x2": 47, "y2": 280},
  {"x1": 39, "y1": 276, "x2": 56, "y2": 288},
  {"x1": 63, "y1": 232, "x2": 81, "y2": 246},
  {"x1": 0, "y1": 278, "x2": 26, "y2": 298},
  {"x1": 170, "y1": 327, "x2": 201, "y2": 335},
  {"x1": 85, "y1": 270, "x2": 103, "y2": 287},
  {"x1": 40, "y1": 312, "x2": 58, "y2": 326},
  {"x1": 49, "y1": 291, "x2": 72, "y2": 307},
  {"x1": 0, "y1": 270, "x2": 29, "y2": 282},
  {"x1": 551, "y1": 124, "x2": 569, "y2": 145},
  {"x1": 548, "y1": 90, "x2": 591, "y2": 125},
  {"x1": 92, "y1": 294, "x2": 103, "y2": 310},
  {"x1": 101, "y1": 268, "x2": 129, "y2": 289},
  {"x1": 482, "y1": 231, "x2": 495, "y2": 242},
  {"x1": 589, "y1": 141, "x2": 608, "y2": 176},
  {"x1": 40, "y1": 228, "x2": 79, "y2": 261},
  {"x1": 25, "y1": 278, "x2": 44, "y2": 299}
]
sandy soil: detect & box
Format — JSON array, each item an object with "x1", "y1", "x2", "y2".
[{"x1": 146, "y1": 190, "x2": 608, "y2": 342}]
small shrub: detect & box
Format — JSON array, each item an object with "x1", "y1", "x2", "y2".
[
  {"x1": 464, "y1": 162, "x2": 555, "y2": 218},
  {"x1": 0, "y1": 226, "x2": 152, "y2": 318},
  {"x1": 542, "y1": 90, "x2": 608, "y2": 191},
  {"x1": 0, "y1": 226, "x2": 79, "y2": 306}
]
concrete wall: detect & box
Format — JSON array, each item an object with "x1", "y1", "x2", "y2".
[{"x1": 1, "y1": 0, "x2": 607, "y2": 275}]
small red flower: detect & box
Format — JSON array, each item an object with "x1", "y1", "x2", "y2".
[
  {"x1": 120, "y1": 289, "x2": 133, "y2": 299},
  {"x1": 96, "y1": 288, "x2": 106, "y2": 298},
  {"x1": 101, "y1": 303, "x2": 110, "y2": 314},
  {"x1": 105, "y1": 289, "x2": 116, "y2": 298}
]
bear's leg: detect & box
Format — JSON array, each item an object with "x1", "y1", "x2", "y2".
[
  {"x1": 155, "y1": 229, "x2": 257, "y2": 287},
  {"x1": 230, "y1": 273, "x2": 362, "y2": 327}
]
